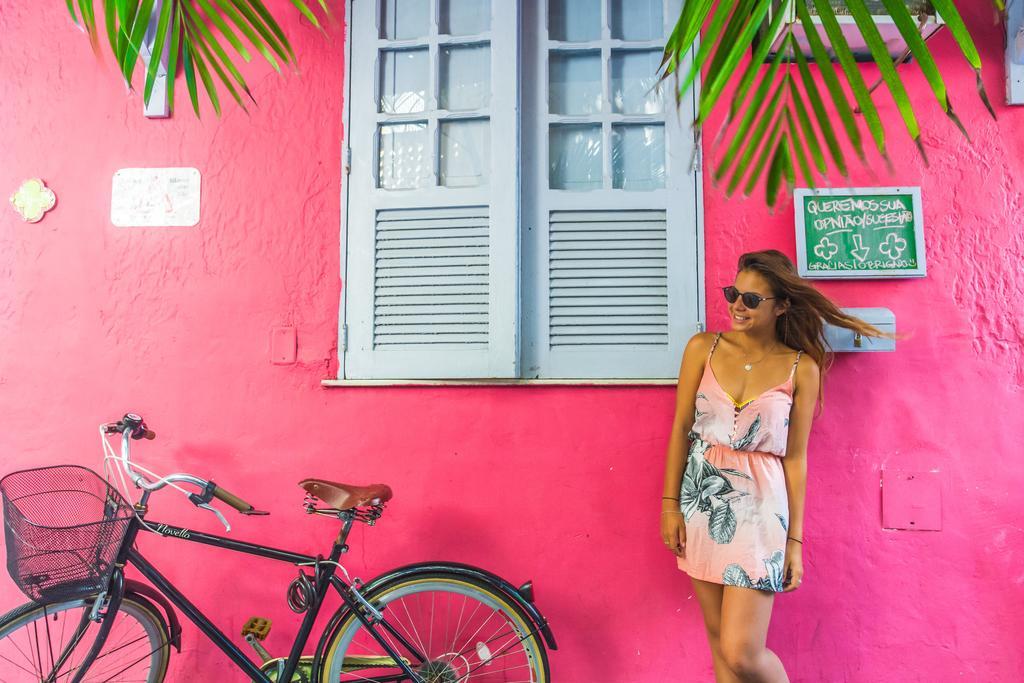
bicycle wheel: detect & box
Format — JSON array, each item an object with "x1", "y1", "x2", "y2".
[
  {"x1": 319, "y1": 573, "x2": 549, "y2": 683},
  {"x1": 0, "y1": 595, "x2": 171, "y2": 682}
]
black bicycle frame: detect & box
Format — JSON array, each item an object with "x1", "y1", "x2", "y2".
[{"x1": 88, "y1": 507, "x2": 425, "y2": 683}]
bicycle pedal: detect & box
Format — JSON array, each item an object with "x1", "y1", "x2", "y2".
[{"x1": 241, "y1": 616, "x2": 272, "y2": 641}]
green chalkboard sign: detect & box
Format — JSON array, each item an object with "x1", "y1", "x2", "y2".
[{"x1": 794, "y1": 187, "x2": 926, "y2": 278}]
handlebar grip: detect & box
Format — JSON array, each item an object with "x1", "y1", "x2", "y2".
[
  {"x1": 212, "y1": 485, "x2": 255, "y2": 514},
  {"x1": 142, "y1": 429, "x2": 156, "y2": 440}
]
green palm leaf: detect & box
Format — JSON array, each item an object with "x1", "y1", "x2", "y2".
[
  {"x1": 878, "y1": 0, "x2": 968, "y2": 138},
  {"x1": 165, "y1": 3, "x2": 182, "y2": 109},
  {"x1": 211, "y1": 0, "x2": 282, "y2": 73},
  {"x1": 192, "y1": 0, "x2": 253, "y2": 62},
  {"x1": 185, "y1": 31, "x2": 220, "y2": 115},
  {"x1": 182, "y1": 1, "x2": 254, "y2": 104},
  {"x1": 184, "y1": 12, "x2": 245, "y2": 111},
  {"x1": 675, "y1": 2, "x2": 737, "y2": 101},
  {"x1": 716, "y1": 50, "x2": 786, "y2": 181},
  {"x1": 787, "y1": 79, "x2": 826, "y2": 178},
  {"x1": 803, "y1": 0, "x2": 879, "y2": 162},
  {"x1": 65, "y1": 0, "x2": 329, "y2": 116},
  {"x1": 716, "y1": 73, "x2": 786, "y2": 184},
  {"x1": 766, "y1": 133, "x2": 787, "y2": 209},
  {"x1": 226, "y1": 0, "x2": 294, "y2": 67},
  {"x1": 698, "y1": 0, "x2": 775, "y2": 125},
  {"x1": 785, "y1": 108, "x2": 816, "y2": 188},
  {"x1": 182, "y1": 30, "x2": 201, "y2": 116},
  {"x1": 791, "y1": 41, "x2": 849, "y2": 178},
  {"x1": 706, "y1": 0, "x2": 757, "y2": 80},
  {"x1": 844, "y1": 0, "x2": 926, "y2": 162},
  {"x1": 661, "y1": 0, "x2": 1000, "y2": 207},
  {"x1": 930, "y1": 0, "x2": 997, "y2": 119},
  {"x1": 724, "y1": 0, "x2": 791, "y2": 123},
  {"x1": 143, "y1": 0, "x2": 174, "y2": 104},
  {"x1": 742, "y1": 115, "x2": 784, "y2": 197}
]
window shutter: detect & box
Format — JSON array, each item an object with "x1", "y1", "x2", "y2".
[
  {"x1": 343, "y1": 0, "x2": 519, "y2": 379},
  {"x1": 521, "y1": 0, "x2": 699, "y2": 379}
]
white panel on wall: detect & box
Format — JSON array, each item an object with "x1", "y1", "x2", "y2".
[{"x1": 111, "y1": 168, "x2": 200, "y2": 227}]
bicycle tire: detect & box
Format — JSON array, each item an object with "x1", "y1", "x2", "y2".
[
  {"x1": 318, "y1": 571, "x2": 550, "y2": 683},
  {"x1": 0, "y1": 594, "x2": 172, "y2": 682}
]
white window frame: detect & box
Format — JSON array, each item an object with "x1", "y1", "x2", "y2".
[{"x1": 331, "y1": 0, "x2": 705, "y2": 385}]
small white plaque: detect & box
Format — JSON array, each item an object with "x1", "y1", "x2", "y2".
[{"x1": 111, "y1": 167, "x2": 200, "y2": 227}]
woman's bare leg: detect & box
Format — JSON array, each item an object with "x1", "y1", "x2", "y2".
[
  {"x1": 690, "y1": 577, "x2": 742, "y2": 683},
  {"x1": 718, "y1": 586, "x2": 789, "y2": 683}
]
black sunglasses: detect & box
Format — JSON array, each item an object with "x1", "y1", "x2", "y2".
[{"x1": 722, "y1": 286, "x2": 778, "y2": 309}]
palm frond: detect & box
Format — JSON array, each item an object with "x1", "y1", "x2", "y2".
[
  {"x1": 663, "y1": 0, "x2": 999, "y2": 207},
  {"x1": 65, "y1": 0, "x2": 330, "y2": 116}
]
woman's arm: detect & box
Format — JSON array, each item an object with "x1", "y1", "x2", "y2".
[
  {"x1": 662, "y1": 333, "x2": 712, "y2": 497},
  {"x1": 780, "y1": 354, "x2": 820, "y2": 589}
]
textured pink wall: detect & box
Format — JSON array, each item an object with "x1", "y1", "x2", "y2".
[{"x1": 1, "y1": 2, "x2": 1021, "y2": 681}]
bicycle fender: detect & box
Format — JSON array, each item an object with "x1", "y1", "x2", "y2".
[
  {"x1": 360, "y1": 561, "x2": 557, "y2": 650},
  {"x1": 124, "y1": 579, "x2": 183, "y2": 652}
]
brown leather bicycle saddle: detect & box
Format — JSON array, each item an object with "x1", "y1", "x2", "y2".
[{"x1": 298, "y1": 478, "x2": 393, "y2": 510}]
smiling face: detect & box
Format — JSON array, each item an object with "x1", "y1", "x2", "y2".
[{"x1": 727, "y1": 269, "x2": 787, "y2": 334}]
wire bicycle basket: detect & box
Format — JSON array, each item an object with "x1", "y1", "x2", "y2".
[{"x1": 1, "y1": 465, "x2": 134, "y2": 602}]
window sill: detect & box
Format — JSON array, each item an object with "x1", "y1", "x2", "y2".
[{"x1": 321, "y1": 378, "x2": 677, "y2": 387}]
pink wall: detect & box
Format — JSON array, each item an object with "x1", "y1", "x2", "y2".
[{"x1": 1, "y1": 2, "x2": 1021, "y2": 681}]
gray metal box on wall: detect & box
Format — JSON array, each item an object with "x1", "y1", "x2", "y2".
[
  {"x1": 756, "y1": 0, "x2": 944, "y2": 62},
  {"x1": 824, "y1": 307, "x2": 895, "y2": 352}
]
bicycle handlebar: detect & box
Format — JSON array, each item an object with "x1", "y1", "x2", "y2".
[
  {"x1": 211, "y1": 484, "x2": 259, "y2": 515},
  {"x1": 104, "y1": 413, "x2": 265, "y2": 522}
]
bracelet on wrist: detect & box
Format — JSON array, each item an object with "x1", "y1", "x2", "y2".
[
  {"x1": 661, "y1": 496, "x2": 679, "y2": 501},
  {"x1": 787, "y1": 536, "x2": 803, "y2": 544},
  {"x1": 661, "y1": 510, "x2": 682, "y2": 516}
]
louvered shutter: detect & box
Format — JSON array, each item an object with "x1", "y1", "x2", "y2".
[
  {"x1": 521, "y1": 0, "x2": 699, "y2": 379},
  {"x1": 343, "y1": 0, "x2": 518, "y2": 379}
]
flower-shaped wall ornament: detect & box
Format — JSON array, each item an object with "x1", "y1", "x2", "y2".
[{"x1": 10, "y1": 179, "x2": 57, "y2": 223}]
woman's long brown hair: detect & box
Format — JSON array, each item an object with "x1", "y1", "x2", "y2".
[{"x1": 737, "y1": 250, "x2": 894, "y2": 408}]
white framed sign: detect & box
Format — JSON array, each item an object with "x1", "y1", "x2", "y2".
[{"x1": 111, "y1": 167, "x2": 200, "y2": 227}]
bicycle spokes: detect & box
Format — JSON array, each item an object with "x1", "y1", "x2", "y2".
[
  {"x1": 339, "y1": 589, "x2": 540, "y2": 682},
  {"x1": 0, "y1": 601, "x2": 167, "y2": 682}
]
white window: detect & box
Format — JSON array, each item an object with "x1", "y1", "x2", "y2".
[{"x1": 340, "y1": 0, "x2": 702, "y2": 381}]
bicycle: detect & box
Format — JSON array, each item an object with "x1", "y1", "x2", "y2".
[{"x1": 0, "y1": 413, "x2": 556, "y2": 682}]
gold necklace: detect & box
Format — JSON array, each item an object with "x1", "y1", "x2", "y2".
[{"x1": 742, "y1": 341, "x2": 777, "y2": 372}]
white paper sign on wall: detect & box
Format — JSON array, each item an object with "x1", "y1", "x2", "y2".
[{"x1": 111, "y1": 167, "x2": 200, "y2": 227}]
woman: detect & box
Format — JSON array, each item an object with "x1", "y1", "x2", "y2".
[{"x1": 660, "y1": 250, "x2": 887, "y2": 682}]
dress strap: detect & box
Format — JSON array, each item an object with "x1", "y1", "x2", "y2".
[
  {"x1": 708, "y1": 332, "x2": 722, "y2": 363},
  {"x1": 788, "y1": 350, "x2": 804, "y2": 383}
]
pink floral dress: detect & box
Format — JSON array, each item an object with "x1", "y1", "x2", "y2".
[{"x1": 676, "y1": 333, "x2": 803, "y2": 592}]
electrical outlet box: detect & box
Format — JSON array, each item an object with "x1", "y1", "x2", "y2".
[
  {"x1": 271, "y1": 327, "x2": 297, "y2": 365},
  {"x1": 882, "y1": 470, "x2": 942, "y2": 530}
]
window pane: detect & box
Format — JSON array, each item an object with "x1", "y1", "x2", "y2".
[
  {"x1": 612, "y1": 124, "x2": 665, "y2": 190},
  {"x1": 381, "y1": 0, "x2": 430, "y2": 40},
  {"x1": 549, "y1": 51, "x2": 602, "y2": 115},
  {"x1": 440, "y1": 44, "x2": 491, "y2": 111},
  {"x1": 611, "y1": 50, "x2": 663, "y2": 115},
  {"x1": 549, "y1": 0, "x2": 600, "y2": 42},
  {"x1": 440, "y1": 0, "x2": 490, "y2": 35},
  {"x1": 610, "y1": 0, "x2": 663, "y2": 40},
  {"x1": 379, "y1": 123, "x2": 431, "y2": 190},
  {"x1": 440, "y1": 119, "x2": 490, "y2": 187},
  {"x1": 550, "y1": 124, "x2": 602, "y2": 191},
  {"x1": 379, "y1": 48, "x2": 429, "y2": 113}
]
